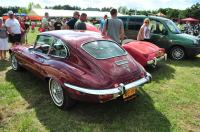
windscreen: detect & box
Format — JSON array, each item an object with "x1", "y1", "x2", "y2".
[
  {"x1": 166, "y1": 20, "x2": 181, "y2": 34},
  {"x1": 82, "y1": 40, "x2": 127, "y2": 59}
]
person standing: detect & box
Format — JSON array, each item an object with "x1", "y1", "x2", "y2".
[
  {"x1": 74, "y1": 13, "x2": 87, "y2": 30},
  {"x1": 17, "y1": 16, "x2": 26, "y2": 44},
  {"x1": 102, "y1": 8, "x2": 124, "y2": 44},
  {"x1": 65, "y1": 11, "x2": 80, "y2": 29},
  {"x1": 24, "y1": 19, "x2": 30, "y2": 44},
  {"x1": 31, "y1": 21, "x2": 36, "y2": 32},
  {"x1": 137, "y1": 18, "x2": 151, "y2": 41},
  {"x1": 54, "y1": 18, "x2": 63, "y2": 30},
  {"x1": 5, "y1": 11, "x2": 22, "y2": 46},
  {"x1": 99, "y1": 15, "x2": 107, "y2": 32},
  {"x1": 42, "y1": 12, "x2": 50, "y2": 31},
  {"x1": 0, "y1": 18, "x2": 9, "y2": 60}
]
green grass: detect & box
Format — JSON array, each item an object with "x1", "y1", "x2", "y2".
[{"x1": 0, "y1": 30, "x2": 200, "y2": 131}]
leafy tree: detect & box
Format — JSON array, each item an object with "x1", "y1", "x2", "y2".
[
  {"x1": 118, "y1": 6, "x2": 129, "y2": 14},
  {"x1": 189, "y1": 2, "x2": 200, "y2": 19},
  {"x1": 166, "y1": 9, "x2": 179, "y2": 19},
  {"x1": 28, "y1": 2, "x2": 42, "y2": 11},
  {"x1": 0, "y1": 6, "x2": 20, "y2": 16},
  {"x1": 50, "y1": 5, "x2": 81, "y2": 10},
  {"x1": 34, "y1": 4, "x2": 42, "y2": 9},
  {"x1": 101, "y1": 7, "x2": 113, "y2": 12},
  {"x1": 28, "y1": 2, "x2": 34, "y2": 11},
  {"x1": 18, "y1": 8, "x2": 28, "y2": 14},
  {"x1": 82, "y1": 7, "x2": 100, "y2": 11}
]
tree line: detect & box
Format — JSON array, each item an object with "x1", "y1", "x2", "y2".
[{"x1": 0, "y1": 2, "x2": 199, "y2": 20}]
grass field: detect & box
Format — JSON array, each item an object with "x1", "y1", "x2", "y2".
[{"x1": 0, "y1": 30, "x2": 200, "y2": 132}]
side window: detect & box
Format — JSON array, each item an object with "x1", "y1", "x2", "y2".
[
  {"x1": 128, "y1": 18, "x2": 143, "y2": 30},
  {"x1": 34, "y1": 35, "x2": 54, "y2": 54},
  {"x1": 128, "y1": 18, "x2": 135, "y2": 30},
  {"x1": 49, "y1": 39, "x2": 69, "y2": 58},
  {"x1": 150, "y1": 20, "x2": 166, "y2": 34},
  {"x1": 134, "y1": 18, "x2": 144, "y2": 30}
]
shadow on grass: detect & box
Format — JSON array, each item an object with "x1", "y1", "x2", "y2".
[
  {"x1": 5, "y1": 70, "x2": 171, "y2": 131},
  {"x1": 167, "y1": 56, "x2": 200, "y2": 68},
  {"x1": 146, "y1": 62, "x2": 175, "y2": 83},
  {"x1": 0, "y1": 60, "x2": 10, "y2": 72}
]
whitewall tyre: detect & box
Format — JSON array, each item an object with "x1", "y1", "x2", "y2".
[{"x1": 49, "y1": 78, "x2": 75, "y2": 110}]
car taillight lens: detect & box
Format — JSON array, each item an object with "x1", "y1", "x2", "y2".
[
  {"x1": 140, "y1": 71, "x2": 145, "y2": 78},
  {"x1": 156, "y1": 50, "x2": 164, "y2": 57}
]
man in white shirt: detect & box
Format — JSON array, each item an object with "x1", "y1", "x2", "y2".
[{"x1": 5, "y1": 11, "x2": 23, "y2": 45}]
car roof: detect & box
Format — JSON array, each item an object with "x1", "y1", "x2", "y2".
[
  {"x1": 40, "y1": 30, "x2": 109, "y2": 48},
  {"x1": 118, "y1": 15, "x2": 170, "y2": 21},
  {"x1": 149, "y1": 16, "x2": 169, "y2": 21}
]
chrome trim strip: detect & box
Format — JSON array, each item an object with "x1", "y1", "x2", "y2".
[{"x1": 64, "y1": 73, "x2": 152, "y2": 95}]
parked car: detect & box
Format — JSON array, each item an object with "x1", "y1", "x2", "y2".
[
  {"x1": 118, "y1": 15, "x2": 200, "y2": 60},
  {"x1": 85, "y1": 23, "x2": 167, "y2": 67},
  {"x1": 9, "y1": 30, "x2": 152, "y2": 109},
  {"x1": 122, "y1": 39, "x2": 167, "y2": 67}
]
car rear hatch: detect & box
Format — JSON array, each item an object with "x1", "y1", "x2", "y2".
[{"x1": 81, "y1": 40, "x2": 145, "y2": 86}]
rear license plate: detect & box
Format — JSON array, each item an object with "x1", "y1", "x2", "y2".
[{"x1": 123, "y1": 88, "x2": 136, "y2": 99}]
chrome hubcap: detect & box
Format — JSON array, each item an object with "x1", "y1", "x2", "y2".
[
  {"x1": 172, "y1": 48, "x2": 184, "y2": 60},
  {"x1": 50, "y1": 79, "x2": 64, "y2": 106},
  {"x1": 11, "y1": 55, "x2": 18, "y2": 70}
]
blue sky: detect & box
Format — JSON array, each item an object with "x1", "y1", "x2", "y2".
[{"x1": 0, "y1": 0, "x2": 199, "y2": 10}]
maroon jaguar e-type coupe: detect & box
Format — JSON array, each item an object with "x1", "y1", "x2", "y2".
[{"x1": 10, "y1": 30, "x2": 152, "y2": 109}]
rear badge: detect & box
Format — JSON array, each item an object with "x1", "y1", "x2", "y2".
[{"x1": 115, "y1": 59, "x2": 129, "y2": 65}]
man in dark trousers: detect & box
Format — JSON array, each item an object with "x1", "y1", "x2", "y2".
[
  {"x1": 5, "y1": 11, "x2": 23, "y2": 46},
  {"x1": 65, "y1": 11, "x2": 80, "y2": 29}
]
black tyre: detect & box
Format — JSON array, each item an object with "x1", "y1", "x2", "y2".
[
  {"x1": 169, "y1": 46, "x2": 185, "y2": 60},
  {"x1": 49, "y1": 78, "x2": 75, "y2": 110},
  {"x1": 10, "y1": 53, "x2": 21, "y2": 71}
]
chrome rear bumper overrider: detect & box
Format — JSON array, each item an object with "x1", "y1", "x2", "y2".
[{"x1": 147, "y1": 53, "x2": 167, "y2": 65}]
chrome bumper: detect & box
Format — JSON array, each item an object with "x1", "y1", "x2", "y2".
[
  {"x1": 64, "y1": 72, "x2": 152, "y2": 96},
  {"x1": 147, "y1": 53, "x2": 167, "y2": 65}
]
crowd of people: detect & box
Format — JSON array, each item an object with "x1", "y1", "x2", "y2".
[
  {"x1": 0, "y1": 10, "x2": 31, "y2": 60},
  {"x1": 177, "y1": 22, "x2": 200, "y2": 36},
  {"x1": 1, "y1": 8, "x2": 199, "y2": 61},
  {"x1": 0, "y1": 8, "x2": 165, "y2": 60},
  {"x1": 0, "y1": 9, "x2": 125, "y2": 60}
]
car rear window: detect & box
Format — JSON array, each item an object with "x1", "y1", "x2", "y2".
[{"x1": 82, "y1": 40, "x2": 127, "y2": 59}]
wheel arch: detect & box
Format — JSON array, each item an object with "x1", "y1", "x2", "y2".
[
  {"x1": 168, "y1": 45, "x2": 187, "y2": 55},
  {"x1": 168, "y1": 44, "x2": 187, "y2": 59}
]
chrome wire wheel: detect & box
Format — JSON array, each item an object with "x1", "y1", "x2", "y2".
[
  {"x1": 49, "y1": 79, "x2": 64, "y2": 107},
  {"x1": 11, "y1": 54, "x2": 18, "y2": 70},
  {"x1": 171, "y1": 47, "x2": 185, "y2": 60}
]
